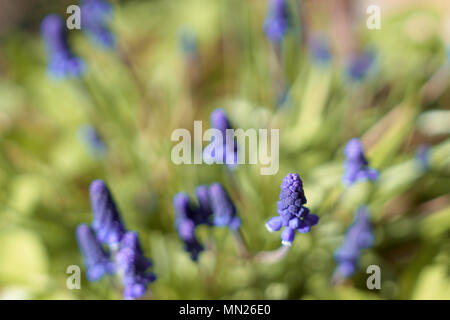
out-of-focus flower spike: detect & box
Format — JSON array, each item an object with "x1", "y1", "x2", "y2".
[
  {"x1": 80, "y1": 0, "x2": 116, "y2": 49},
  {"x1": 90, "y1": 179, "x2": 126, "y2": 246},
  {"x1": 77, "y1": 124, "x2": 107, "y2": 158},
  {"x1": 343, "y1": 138, "x2": 378, "y2": 186},
  {"x1": 76, "y1": 223, "x2": 114, "y2": 281},
  {"x1": 116, "y1": 231, "x2": 156, "y2": 300},
  {"x1": 209, "y1": 183, "x2": 240, "y2": 230},
  {"x1": 41, "y1": 14, "x2": 85, "y2": 79},
  {"x1": 263, "y1": 0, "x2": 291, "y2": 44}
]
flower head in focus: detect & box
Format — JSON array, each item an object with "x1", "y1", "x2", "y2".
[
  {"x1": 80, "y1": 0, "x2": 115, "y2": 49},
  {"x1": 41, "y1": 14, "x2": 85, "y2": 78},
  {"x1": 334, "y1": 206, "x2": 374, "y2": 277},
  {"x1": 266, "y1": 173, "x2": 319, "y2": 246},
  {"x1": 76, "y1": 224, "x2": 114, "y2": 281},
  {"x1": 90, "y1": 179, "x2": 126, "y2": 246},
  {"x1": 203, "y1": 108, "x2": 238, "y2": 169},
  {"x1": 116, "y1": 231, "x2": 156, "y2": 300},
  {"x1": 263, "y1": 0, "x2": 291, "y2": 44},
  {"x1": 343, "y1": 138, "x2": 378, "y2": 186}
]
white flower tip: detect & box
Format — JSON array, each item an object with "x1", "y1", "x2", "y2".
[
  {"x1": 281, "y1": 240, "x2": 292, "y2": 247},
  {"x1": 265, "y1": 223, "x2": 275, "y2": 233}
]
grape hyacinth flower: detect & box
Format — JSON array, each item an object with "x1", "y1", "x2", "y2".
[
  {"x1": 343, "y1": 138, "x2": 378, "y2": 187},
  {"x1": 173, "y1": 183, "x2": 240, "y2": 260},
  {"x1": 263, "y1": 0, "x2": 291, "y2": 44},
  {"x1": 173, "y1": 192, "x2": 209, "y2": 261},
  {"x1": 203, "y1": 109, "x2": 238, "y2": 169},
  {"x1": 209, "y1": 183, "x2": 241, "y2": 230},
  {"x1": 80, "y1": 0, "x2": 116, "y2": 49},
  {"x1": 415, "y1": 144, "x2": 430, "y2": 172},
  {"x1": 266, "y1": 173, "x2": 319, "y2": 246},
  {"x1": 334, "y1": 207, "x2": 374, "y2": 277},
  {"x1": 76, "y1": 224, "x2": 114, "y2": 281},
  {"x1": 41, "y1": 14, "x2": 85, "y2": 78},
  {"x1": 90, "y1": 179, "x2": 126, "y2": 246},
  {"x1": 346, "y1": 50, "x2": 375, "y2": 81},
  {"x1": 116, "y1": 231, "x2": 156, "y2": 300},
  {"x1": 309, "y1": 34, "x2": 331, "y2": 65},
  {"x1": 78, "y1": 124, "x2": 107, "y2": 158}
]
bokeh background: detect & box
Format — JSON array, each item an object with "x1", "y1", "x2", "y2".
[{"x1": 0, "y1": 0, "x2": 449, "y2": 300}]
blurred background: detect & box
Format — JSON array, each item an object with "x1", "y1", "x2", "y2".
[{"x1": 0, "y1": 0, "x2": 449, "y2": 299}]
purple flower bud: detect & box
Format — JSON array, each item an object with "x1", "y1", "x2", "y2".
[
  {"x1": 266, "y1": 173, "x2": 319, "y2": 245},
  {"x1": 81, "y1": 0, "x2": 115, "y2": 49},
  {"x1": 263, "y1": 0, "x2": 290, "y2": 44},
  {"x1": 209, "y1": 183, "x2": 240, "y2": 230},
  {"x1": 76, "y1": 224, "x2": 114, "y2": 281},
  {"x1": 41, "y1": 14, "x2": 85, "y2": 78},
  {"x1": 343, "y1": 138, "x2": 378, "y2": 186},
  {"x1": 334, "y1": 207, "x2": 374, "y2": 277},
  {"x1": 90, "y1": 179, "x2": 126, "y2": 245},
  {"x1": 116, "y1": 231, "x2": 156, "y2": 300},
  {"x1": 203, "y1": 108, "x2": 238, "y2": 169}
]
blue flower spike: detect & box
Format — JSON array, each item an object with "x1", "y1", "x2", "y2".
[
  {"x1": 343, "y1": 138, "x2": 378, "y2": 187},
  {"x1": 263, "y1": 0, "x2": 291, "y2": 44},
  {"x1": 41, "y1": 14, "x2": 85, "y2": 79},
  {"x1": 266, "y1": 173, "x2": 319, "y2": 247},
  {"x1": 81, "y1": 0, "x2": 116, "y2": 49},
  {"x1": 76, "y1": 223, "x2": 114, "y2": 281},
  {"x1": 90, "y1": 179, "x2": 126, "y2": 246},
  {"x1": 334, "y1": 206, "x2": 374, "y2": 277}
]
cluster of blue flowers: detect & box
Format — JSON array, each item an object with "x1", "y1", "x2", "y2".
[
  {"x1": 173, "y1": 183, "x2": 240, "y2": 261},
  {"x1": 343, "y1": 138, "x2": 378, "y2": 186},
  {"x1": 41, "y1": 0, "x2": 114, "y2": 79},
  {"x1": 263, "y1": 0, "x2": 291, "y2": 44},
  {"x1": 266, "y1": 173, "x2": 319, "y2": 246},
  {"x1": 203, "y1": 109, "x2": 239, "y2": 169},
  {"x1": 334, "y1": 206, "x2": 374, "y2": 277},
  {"x1": 76, "y1": 179, "x2": 156, "y2": 299}
]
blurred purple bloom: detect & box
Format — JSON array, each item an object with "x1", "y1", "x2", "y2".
[
  {"x1": 116, "y1": 231, "x2": 156, "y2": 300},
  {"x1": 90, "y1": 179, "x2": 126, "y2": 245},
  {"x1": 78, "y1": 124, "x2": 107, "y2": 158},
  {"x1": 209, "y1": 183, "x2": 240, "y2": 230},
  {"x1": 415, "y1": 144, "x2": 430, "y2": 172},
  {"x1": 346, "y1": 50, "x2": 374, "y2": 81},
  {"x1": 266, "y1": 173, "x2": 319, "y2": 246},
  {"x1": 343, "y1": 138, "x2": 378, "y2": 186},
  {"x1": 263, "y1": 0, "x2": 290, "y2": 44},
  {"x1": 173, "y1": 192, "x2": 209, "y2": 261},
  {"x1": 41, "y1": 14, "x2": 85, "y2": 78},
  {"x1": 309, "y1": 34, "x2": 331, "y2": 65},
  {"x1": 173, "y1": 183, "x2": 239, "y2": 260},
  {"x1": 81, "y1": 0, "x2": 115, "y2": 49},
  {"x1": 203, "y1": 109, "x2": 238, "y2": 169},
  {"x1": 334, "y1": 207, "x2": 374, "y2": 277},
  {"x1": 76, "y1": 224, "x2": 114, "y2": 281}
]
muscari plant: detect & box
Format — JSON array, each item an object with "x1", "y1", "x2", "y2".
[{"x1": 2, "y1": 0, "x2": 448, "y2": 300}]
